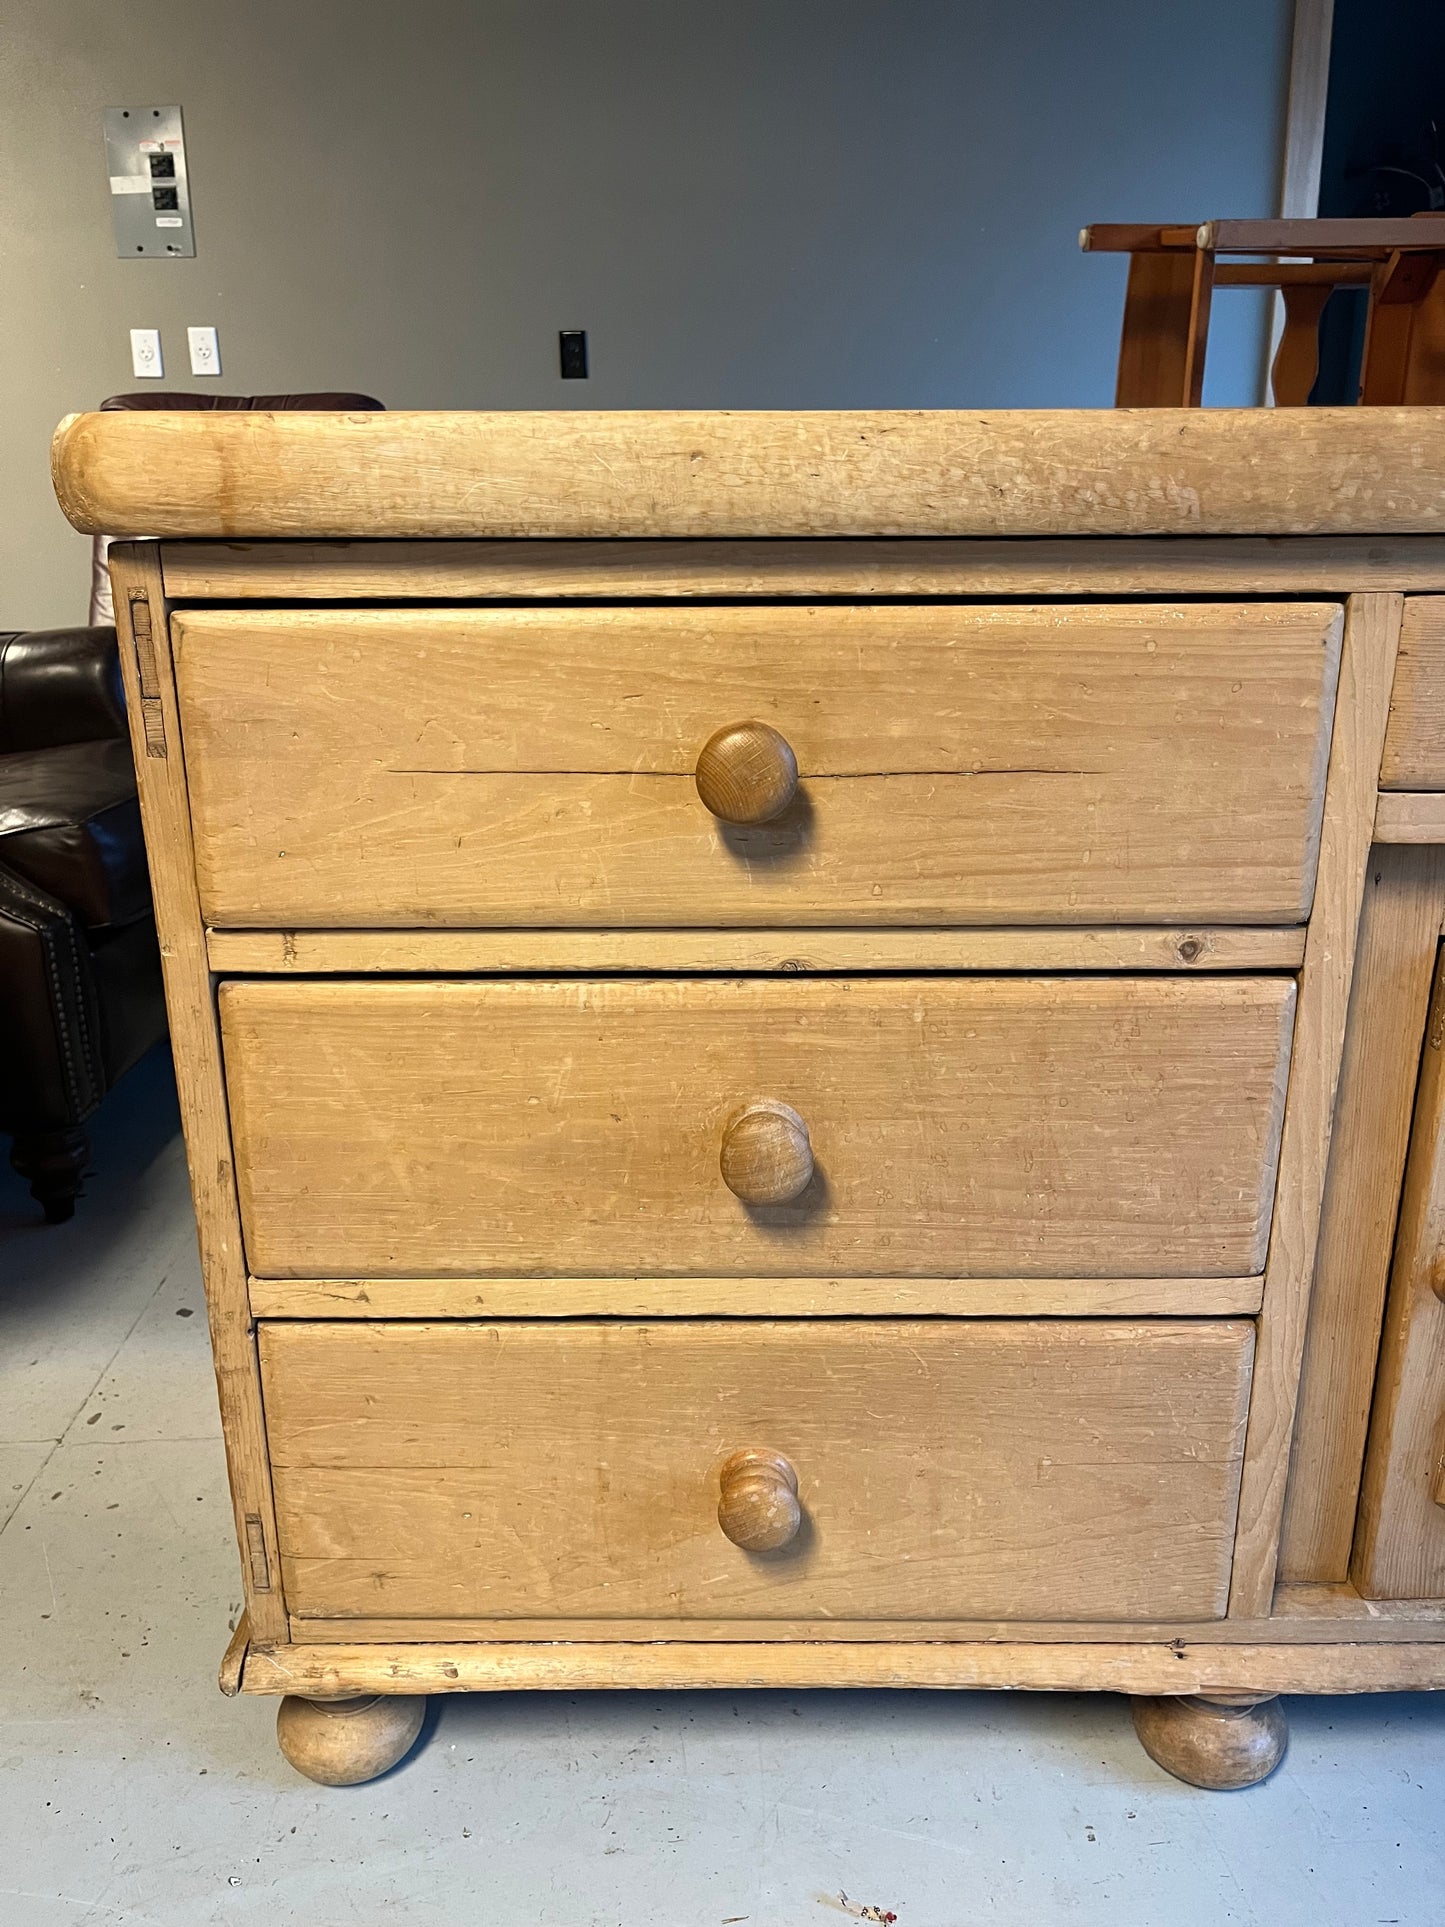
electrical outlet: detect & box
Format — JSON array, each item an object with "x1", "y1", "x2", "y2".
[
  {"x1": 130, "y1": 327, "x2": 163, "y2": 378},
  {"x1": 559, "y1": 330, "x2": 588, "y2": 378},
  {"x1": 188, "y1": 325, "x2": 221, "y2": 376}
]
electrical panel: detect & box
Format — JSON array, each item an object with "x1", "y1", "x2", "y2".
[{"x1": 105, "y1": 106, "x2": 194, "y2": 258}]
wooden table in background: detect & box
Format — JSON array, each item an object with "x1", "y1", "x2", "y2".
[{"x1": 1082, "y1": 216, "x2": 1445, "y2": 407}]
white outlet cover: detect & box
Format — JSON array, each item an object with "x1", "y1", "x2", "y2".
[
  {"x1": 187, "y1": 324, "x2": 221, "y2": 376},
  {"x1": 129, "y1": 327, "x2": 163, "y2": 378}
]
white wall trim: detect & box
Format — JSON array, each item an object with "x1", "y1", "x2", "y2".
[
  {"x1": 1280, "y1": 0, "x2": 1335, "y2": 217},
  {"x1": 1266, "y1": 0, "x2": 1336, "y2": 398}
]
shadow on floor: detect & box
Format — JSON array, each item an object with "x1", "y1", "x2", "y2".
[
  {"x1": 0, "y1": 1041, "x2": 184, "y2": 1275},
  {"x1": 422, "y1": 1681, "x2": 1445, "y2": 1780}
]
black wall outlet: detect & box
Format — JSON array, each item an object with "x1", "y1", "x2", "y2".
[{"x1": 559, "y1": 330, "x2": 588, "y2": 378}]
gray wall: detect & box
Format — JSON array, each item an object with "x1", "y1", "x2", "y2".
[{"x1": 3, "y1": 0, "x2": 1292, "y2": 627}]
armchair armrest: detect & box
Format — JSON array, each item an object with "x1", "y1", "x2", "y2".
[{"x1": 0, "y1": 627, "x2": 126, "y2": 753}]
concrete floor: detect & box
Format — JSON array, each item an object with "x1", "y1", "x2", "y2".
[{"x1": 4, "y1": 1052, "x2": 1445, "y2": 1925}]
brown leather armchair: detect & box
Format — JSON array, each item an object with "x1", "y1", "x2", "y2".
[
  {"x1": 100, "y1": 390, "x2": 382, "y2": 412},
  {"x1": 5, "y1": 393, "x2": 383, "y2": 1218},
  {"x1": 0, "y1": 626, "x2": 167, "y2": 1219}
]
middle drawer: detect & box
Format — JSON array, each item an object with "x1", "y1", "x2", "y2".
[{"x1": 221, "y1": 975, "x2": 1294, "y2": 1281}]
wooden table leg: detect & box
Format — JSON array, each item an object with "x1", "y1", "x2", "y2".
[
  {"x1": 1361, "y1": 251, "x2": 1445, "y2": 403},
  {"x1": 1271, "y1": 283, "x2": 1333, "y2": 404},
  {"x1": 1131, "y1": 1692, "x2": 1288, "y2": 1789},
  {"x1": 1115, "y1": 248, "x2": 1214, "y2": 405}
]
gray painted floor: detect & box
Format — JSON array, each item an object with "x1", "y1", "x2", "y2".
[{"x1": 3, "y1": 1051, "x2": 1445, "y2": 1925}]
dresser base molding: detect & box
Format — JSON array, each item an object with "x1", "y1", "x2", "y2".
[
  {"x1": 231, "y1": 1633, "x2": 1445, "y2": 1785},
  {"x1": 234, "y1": 1637, "x2": 1445, "y2": 1699}
]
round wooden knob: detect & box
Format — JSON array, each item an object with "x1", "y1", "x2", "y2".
[
  {"x1": 717, "y1": 1448, "x2": 801, "y2": 1551},
  {"x1": 695, "y1": 721, "x2": 798, "y2": 824},
  {"x1": 720, "y1": 1100, "x2": 813, "y2": 1205}
]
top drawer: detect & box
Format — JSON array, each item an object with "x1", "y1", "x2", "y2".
[{"x1": 173, "y1": 601, "x2": 1341, "y2": 928}]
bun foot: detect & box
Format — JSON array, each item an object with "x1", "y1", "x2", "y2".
[
  {"x1": 276, "y1": 1694, "x2": 426, "y2": 1785},
  {"x1": 1132, "y1": 1692, "x2": 1287, "y2": 1789}
]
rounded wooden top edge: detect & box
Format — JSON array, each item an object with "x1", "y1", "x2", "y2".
[
  {"x1": 50, "y1": 412, "x2": 92, "y2": 532},
  {"x1": 49, "y1": 405, "x2": 1445, "y2": 539}
]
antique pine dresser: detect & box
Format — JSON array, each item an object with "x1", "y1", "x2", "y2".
[{"x1": 49, "y1": 406, "x2": 1445, "y2": 1789}]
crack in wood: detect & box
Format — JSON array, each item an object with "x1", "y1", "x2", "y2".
[{"x1": 387, "y1": 767, "x2": 1096, "y2": 779}]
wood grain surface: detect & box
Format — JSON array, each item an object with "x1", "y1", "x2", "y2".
[
  {"x1": 221, "y1": 975, "x2": 1295, "y2": 1280},
  {"x1": 272, "y1": 1580, "x2": 1445, "y2": 1650},
  {"x1": 278, "y1": 1600, "x2": 1445, "y2": 1647},
  {"x1": 1382, "y1": 597, "x2": 1445, "y2": 787},
  {"x1": 1229, "y1": 593, "x2": 1403, "y2": 1614},
  {"x1": 51, "y1": 406, "x2": 1445, "y2": 538},
  {"x1": 237, "y1": 1637, "x2": 1445, "y2": 1697},
  {"x1": 246, "y1": 1273, "x2": 1266, "y2": 1320},
  {"x1": 258, "y1": 1318, "x2": 1253, "y2": 1624},
  {"x1": 157, "y1": 535, "x2": 1445, "y2": 601},
  {"x1": 105, "y1": 545, "x2": 288, "y2": 1641},
  {"x1": 1280, "y1": 845, "x2": 1445, "y2": 1579},
  {"x1": 175, "y1": 601, "x2": 1340, "y2": 928},
  {"x1": 1374, "y1": 792, "x2": 1445, "y2": 842},
  {"x1": 203, "y1": 924, "x2": 1308, "y2": 976},
  {"x1": 1354, "y1": 953, "x2": 1445, "y2": 1597}
]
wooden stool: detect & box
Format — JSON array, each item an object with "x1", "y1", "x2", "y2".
[{"x1": 1082, "y1": 216, "x2": 1445, "y2": 407}]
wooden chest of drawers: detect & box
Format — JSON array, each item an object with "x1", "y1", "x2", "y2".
[{"x1": 52, "y1": 404, "x2": 1445, "y2": 1791}]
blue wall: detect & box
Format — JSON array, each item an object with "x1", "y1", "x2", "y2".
[{"x1": 4, "y1": 0, "x2": 1293, "y2": 622}]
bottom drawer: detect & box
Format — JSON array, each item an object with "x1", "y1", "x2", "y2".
[{"x1": 260, "y1": 1319, "x2": 1253, "y2": 1626}]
